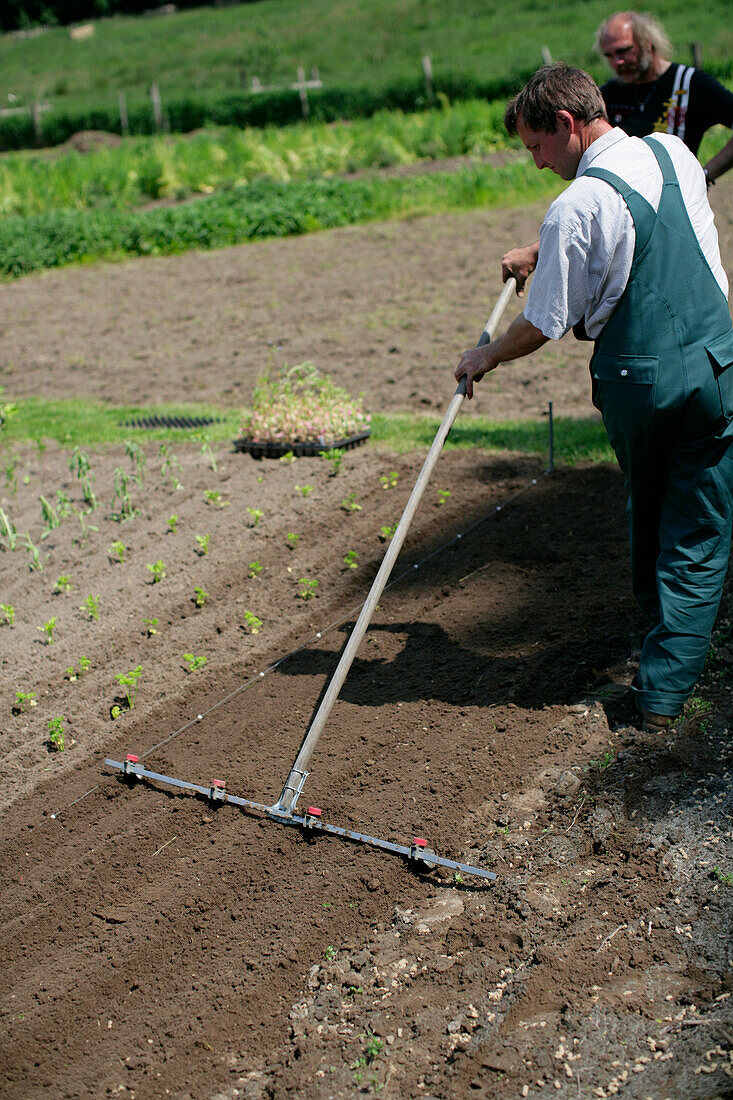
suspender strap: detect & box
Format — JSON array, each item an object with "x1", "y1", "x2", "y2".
[{"x1": 667, "y1": 65, "x2": 694, "y2": 141}]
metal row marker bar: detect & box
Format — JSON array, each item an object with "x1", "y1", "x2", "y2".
[{"x1": 105, "y1": 756, "x2": 496, "y2": 882}]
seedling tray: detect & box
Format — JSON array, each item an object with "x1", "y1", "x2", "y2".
[
  {"x1": 123, "y1": 415, "x2": 223, "y2": 430},
  {"x1": 233, "y1": 429, "x2": 371, "y2": 459}
]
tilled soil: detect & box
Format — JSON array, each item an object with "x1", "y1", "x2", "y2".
[{"x1": 1, "y1": 181, "x2": 733, "y2": 1099}]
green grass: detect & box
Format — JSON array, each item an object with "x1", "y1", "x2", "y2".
[
  {"x1": 2, "y1": 0, "x2": 731, "y2": 121},
  {"x1": 0, "y1": 397, "x2": 614, "y2": 466}
]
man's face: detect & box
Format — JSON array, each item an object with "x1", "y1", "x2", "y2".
[
  {"x1": 516, "y1": 114, "x2": 581, "y2": 181},
  {"x1": 600, "y1": 19, "x2": 652, "y2": 83}
]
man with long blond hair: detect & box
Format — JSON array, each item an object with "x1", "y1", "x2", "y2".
[{"x1": 597, "y1": 11, "x2": 733, "y2": 185}]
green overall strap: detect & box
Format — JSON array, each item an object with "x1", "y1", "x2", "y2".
[{"x1": 581, "y1": 164, "x2": 656, "y2": 258}]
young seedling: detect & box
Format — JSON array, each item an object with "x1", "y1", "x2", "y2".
[
  {"x1": 183, "y1": 653, "x2": 207, "y2": 673},
  {"x1": 298, "y1": 577, "x2": 319, "y2": 601},
  {"x1": 324, "y1": 945, "x2": 337, "y2": 962},
  {"x1": 69, "y1": 446, "x2": 91, "y2": 480},
  {"x1": 167, "y1": 514, "x2": 179, "y2": 534},
  {"x1": 15, "y1": 690, "x2": 37, "y2": 712},
  {"x1": 143, "y1": 617, "x2": 158, "y2": 637},
  {"x1": 80, "y1": 594, "x2": 100, "y2": 621},
  {"x1": 65, "y1": 656, "x2": 91, "y2": 682},
  {"x1": 343, "y1": 550, "x2": 359, "y2": 569},
  {"x1": 285, "y1": 531, "x2": 300, "y2": 549},
  {"x1": 712, "y1": 866, "x2": 733, "y2": 886},
  {"x1": 205, "y1": 489, "x2": 230, "y2": 509},
  {"x1": 248, "y1": 560, "x2": 263, "y2": 577},
  {"x1": 54, "y1": 575, "x2": 72, "y2": 594},
  {"x1": 320, "y1": 447, "x2": 343, "y2": 476},
  {"x1": 195, "y1": 533, "x2": 210, "y2": 557},
  {"x1": 146, "y1": 560, "x2": 167, "y2": 583},
  {"x1": 0, "y1": 603, "x2": 15, "y2": 626},
  {"x1": 380, "y1": 470, "x2": 398, "y2": 490},
  {"x1": 436, "y1": 488, "x2": 451, "y2": 506},
  {"x1": 39, "y1": 617, "x2": 56, "y2": 645},
  {"x1": 159, "y1": 443, "x2": 183, "y2": 490},
  {"x1": 198, "y1": 434, "x2": 218, "y2": 472},
  {"x1": 341, "y1": 492, "x2": 362, "y2": 513},
  {"x1": 109, "y1": 540, "x2": 126, "y2": 564},
  {"x1": 114, "y1": 665, "x2": 142, "y2": 712},
  {"x1": 48, "y1": 716, "x2": 66, "y2": 752},
  {"x1": 0, "y1": 506, "x2": 18, "y2": 550},
  {"x1": 81, "y1": 476, "x2": 98, "y2": 511},
  {"x1": 193, "y1": 586, "x2": 209, "y2": 608},
  {"x1": 111, "y1": 467, "x2": 139, "y2": 521},
  {"x1": 39, "y1": 494, "x2": 60, "y2": 537},
  {"x1": 243, "y1": 611, "x2": 262, "y2": 634},
  {"x1": 125, "y1": 440, "x2": 146, "y2": 482},
  {"x1": 295, "y1": 484, "x2": 313, "y2": 498},
  {"x1": 24, "y1": 534, "x2": 43, "y2": 571},
  {"x1": 279, "y1": 451, "x2": 296, "y2": 465},
  {"x1": 72, "y1": 508, "x2": 98, "y2": 548},
  {"x1": 55, "y1": 489, "x2": 73, "y2": 518},
  {"x1": 245, "y1": 506, "x2": 263, "y2": 526},
  {"x1": 379, "y1": 523, "x2": 397, "y2": 541}
]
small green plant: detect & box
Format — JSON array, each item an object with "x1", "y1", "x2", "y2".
[
  {"x1": 320, "y1": 447, "x2": 343, "y2": 475},
  {"x1": 39, "y1": 494, "x2": 60, "y2": 536},
  {"x1": 72, "y1": 508, "x2": 98, "y2": 547},
  {"x1": 143, "y1": 617, "x2": 158, "y2": 636},
  {"x1": 591, "y1": 750, "x2": 616, "y2": 771},
  {"x1": 146, "y1": 560, "x2": 167, "y2": 583},
  {"x1": 167, "y1": 514, "x2": 179, "y2": 534},
  {"x1": 54, "y1": 575, "x2": 72, "y2": 594},
  {"x1": 193, "y1": 586, "x2": 209, "y2": 608},
  {"x1": 295, "y1": 484, "x2": 313, "y2": 498},
  {"x1": 279, "y1": 451, "x2": 296, "y2": 465},
  {"x1": 198, "y1": 434, "x2": 218, "y2": 472},
  {"x1": 15, "y1": 690, "x2": 37, "y2": 712},
  {"x1": 159, "y1": 443, "x2": 183, "y2": 490},
  {"x1": 298, "y1": 577, "x2": 319, "y2": 600},
  {"x1": 183, "y1": 652, "x2": 207, "y2": 673},
  {"x1": 80, "y1": 594, "x2": 100, "y2": 621},
  {"x1": 81, "y1": 476, "x2": 98, "y2": 511},
  {"x1": 205, "y1": 488, "x2": 230, "y2": 508},
  {"x1": 437, "y1": 488, "x2": 451, "y2": 506},
  {"x1": 54, "y1": 489, "x2": 73, "y2": 518},
  {"x1": 195, "y1": 533, "x2": 210, "y2": 556},
  {"x1": 286, "y1": 531, "x2": 300, "y2": 549},
  {"x1": 379, "y1": 523, "x2": 397, "y2": 541},
  {"x1": 111, "y1": 467, "x2": 139, "y2": 521},
  {"x1": 114, "y1": 665, "x2": 142, "y2": 711},
  {"x1": 0, "y1": 603, "x2": 15, "y2": 626},
  {"x1": 39, "y1": 616, "x2": 56, "y2": 645},
  {"x1": 712, "y1": 866, "x2": 733, "y2": 886},
  {"x1": 343, "y1": 550, "x2": 359, "y2": 569},
  {"x1": 125, "y1": 440, "x2": 147, "y2": 481},
  {"x1": 341, "y1": 492, "x2": 362, "y2": 513},
  {"x1": 24, "y1": 534, "x2": 43, "y2": 571},
  {"x1": 0, "y1": 506, "x2": 18, "y2": 550},
  {"x1": 65, "y1": 656, "x2": 91, "y2": 681},
  {"x1": 324, "y1": 945, "x2": 337, "y2": 962},
  {"x1": 380, "y1": 470, "x2": 398, "y2": 489},
  {"x1": 243, "y1": 611, "x2": 262, "y2": 634},
  {"x1": 245, "y1": 506, "x2": 263, "y2": 526},
  {"x1": 109, "y1": 540, "x2": 126, "y2": 564},
  {"x1": 48, "y1": 716, "x2": 66, "y2": 752},
  {"x1": 248, "y1": 560, "x2": 263, "y2": 577},
  {"x1": 69, "y1": 446, "x2": 91, "y2": 480}
]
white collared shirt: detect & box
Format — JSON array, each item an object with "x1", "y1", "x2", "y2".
[{"x1": 524, "y1": 128, "x2": 728, "y2": 340}]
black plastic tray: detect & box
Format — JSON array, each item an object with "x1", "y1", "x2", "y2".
[{"x1": 233, "y1": 429, "x2": 371, "y2": 459}]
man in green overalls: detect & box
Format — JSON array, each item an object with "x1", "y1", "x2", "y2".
[{"x1": 456, "y1": 63, "x2": 733, "y2": 731}]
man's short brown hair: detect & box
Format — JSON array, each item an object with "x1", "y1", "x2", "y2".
[{"x1": 505, "y1": 63, "x2": 608, "y2": 135}]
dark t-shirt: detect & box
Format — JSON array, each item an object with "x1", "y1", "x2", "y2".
[{"x1": 601, "y1": 64, "x2": 733, "y2": 155}]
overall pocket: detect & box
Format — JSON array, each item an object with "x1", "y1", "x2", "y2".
[
  {"x1": 705, "y1": 329, "x2": 733, "y2": 421},
  {"x1": 590, "y1": 353, "x2": 659, "y2": 439}
]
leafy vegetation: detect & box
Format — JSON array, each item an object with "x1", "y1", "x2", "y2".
[{"x1": 241, "y1": 362, "x2": 370, "y2": 447}]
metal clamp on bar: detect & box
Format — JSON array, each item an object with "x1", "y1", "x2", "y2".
[
  {"x1": 303, "y1": 806, "x2": 323, "y2": 829},
  {"x1": 209, "y1": 779, "x2": 226, "y2": 802},
  {"x1": 269, "y1": 768, "x2": 309, "y2": 816},
  {"x1": 409, "y1": 837, "x2": 435, "y2": 864},
  {"x1": 122, "y1": 753, "x2": 143, "y2": 778}
]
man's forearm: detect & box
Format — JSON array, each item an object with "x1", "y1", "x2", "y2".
[
  {"x1": 455, "y1": 313, "x2": 548, "y2": 399},
  {"x1": 704, "y1": 133, "x2": 733, "y2": 184}
]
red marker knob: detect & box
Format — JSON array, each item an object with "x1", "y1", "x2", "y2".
[
  {"x1": 307, "y1": 807, "x2": 322, "y2": 817},
  {"x1": 413, "y1": 837, "x2": 428, "y2": 848},
  {"x1": 126, "y1": 754, "x2": 139, "y2": 764},
  {"x1": 212, "y1": 779, "x2": 226, "y2": 789}
]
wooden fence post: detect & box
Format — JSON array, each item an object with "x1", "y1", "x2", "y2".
[
  {"x1": 541, "y1": 45, "x2": 552, "y2": 65},
  {"x1": 32, "y1": 101, "x2": 42, "y2": 145},
  {"x1": 690, "y1": 41, "x2": 702, "y2": 67},
  {"x1": 422, "y1": 53, "x2": 434, "y2": 103},
  {"x1": 119, "y1": 91, "x2": 129, "y2": 136},
  {"x1": 151, "y1": 82, "x2": 163, "y2": 131},
  {"x1": 296, "y1": 66, "x2": 310, "y2": 119}
]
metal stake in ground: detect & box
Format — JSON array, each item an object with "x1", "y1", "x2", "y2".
[{"x1": 272, "y1": 278, "x2": 517, "y2": 815}]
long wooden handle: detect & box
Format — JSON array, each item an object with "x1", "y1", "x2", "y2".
[{"x1": 272, "y1": 278, "x2": 517, "y2": 814}]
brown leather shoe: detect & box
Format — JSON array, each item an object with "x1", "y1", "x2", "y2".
[{"x1": 641, "y1": 710, "x2": 675, "y2": 733}]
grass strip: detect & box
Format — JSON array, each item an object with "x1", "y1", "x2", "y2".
[
  {"x1": 1, "y1": 398, "x2": 613, "y2": 466},
  {"x1": 0, "y1": 162, "x2": 561, "y2": 280}
]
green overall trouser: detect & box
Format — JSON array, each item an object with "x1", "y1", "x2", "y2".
[{"x1": 585, "y1": 139, "x2": 733, "y2": 717}]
